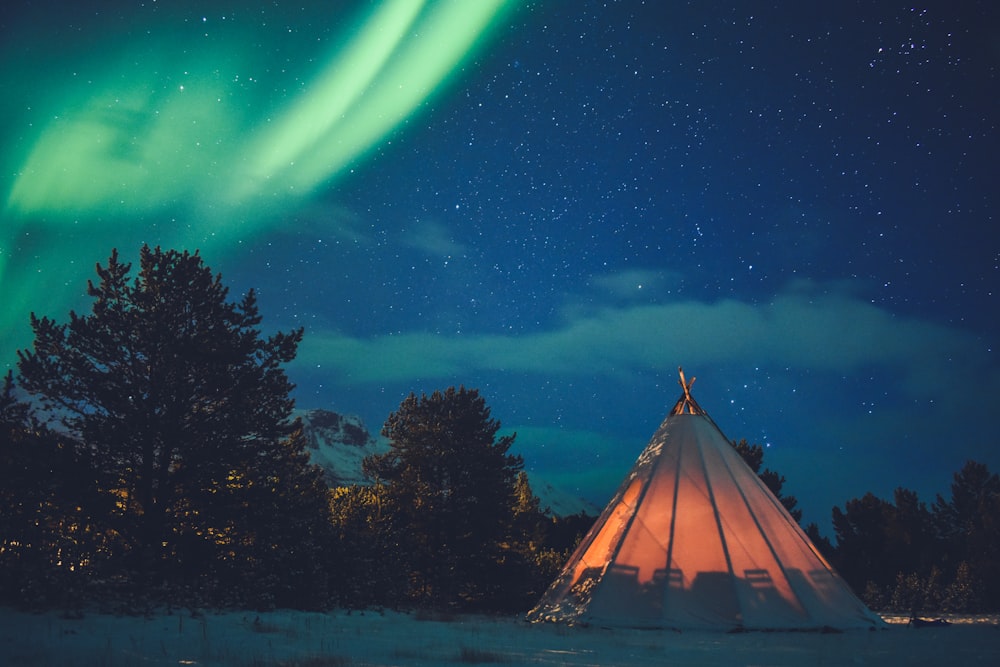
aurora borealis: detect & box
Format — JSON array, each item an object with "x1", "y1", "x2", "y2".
[
  {"x1": 2, "y1": 1, "x2": 998, "y2": 526},
  {"x1": 1, "y1": 0, "x2": 514, "y2": 328}
]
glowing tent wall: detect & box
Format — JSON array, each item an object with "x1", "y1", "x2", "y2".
[{"x1": 526, "y1": 411, "x2": 884, "y2": 630}]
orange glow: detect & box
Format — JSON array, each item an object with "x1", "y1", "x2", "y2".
[{"x1": 528, "y1": 412, "x2": 884, "y2": 630}]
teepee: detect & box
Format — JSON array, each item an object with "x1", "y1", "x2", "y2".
[{"x1": 526, "y1": 369, "x2": 884, "y2": 631}]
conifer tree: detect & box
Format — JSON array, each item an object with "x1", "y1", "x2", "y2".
[
  {"x1": 0, "y1": 372, "x2": 102, "y2": 604},
  {"x1": 17, "y1": 245, "x2": 328, "y2": 606},
  {"x1": 364, "y1": 386, "x2": 522, "y2": 608},
  {"x1": 932, "y1": 460, "x2": 1000, "y2": 610},
  {"x1": 328, "y1": 483, "x2": 407, "y2": 608}
]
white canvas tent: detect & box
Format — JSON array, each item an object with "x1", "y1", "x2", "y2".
[{"x1": 527, "y1": 370, "x2": 884, "y2": 631}]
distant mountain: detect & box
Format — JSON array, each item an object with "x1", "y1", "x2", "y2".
[
  {"x1": 295, "y1": 408, "x2": 598, "y2": 517},
  {"x1": 294, "y1": 408, "x2": 387, "y2": 487},
  {"x1": 525, "y1": 476, "x2": 601, "y2": 517}
]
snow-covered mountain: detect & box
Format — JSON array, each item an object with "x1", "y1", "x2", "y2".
[
  {"x1": 295, "y1": 408, "x2": 598, "y2": 517},
  {"x1": 294, "y1": 408, "x2": 388, "y2": 487}
]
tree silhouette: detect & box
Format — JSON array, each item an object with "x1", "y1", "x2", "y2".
[
  {"x1": 0, "y1": 372, "x2": 104, "y2": 604},
  {"x1": 933, "y1": 460, "x2": 1000, "y2": 610},
  {"x1": 829, "y1": 472, "x2": 1000, "y2": 613},
  {"x1": 328, "y1": 482, "x2": 408, "y2": 608},
  {"x1": 831, "y1": 492, "x2": 896, "y2": 593},
  {"x1": 364, "y1": 386, "x2": 523, "y2": 608},
  {"x1": 16, "y1": 246, "x2": 328, "y2": 606}
]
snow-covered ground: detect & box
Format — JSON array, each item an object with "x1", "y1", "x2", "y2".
[{"x1": 3, "y1": 607, "x2": 998, "y2": 666}]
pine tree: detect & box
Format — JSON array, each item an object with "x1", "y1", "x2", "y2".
[
  {"x1": 932, "y1": 461, "x2": 1000, "y2": 610},
  {"x1": 16, "y1": 245, "x2": 328, "y2": 606},
  {"x1": 831, "y1": 492, "x2": 895, "y2": 593},
  {"x1": 328, "y1": 483, "x2": 406, "y2": 608},
  {"x1": 831, "y1": 487, "x2": 940, "y2": 606},
  {"x1": 0, "y1": 372, "x2": 104, "y2": 605},
  {"x1": 364, "y1": 386, "x2": 523, "y2": 608}
]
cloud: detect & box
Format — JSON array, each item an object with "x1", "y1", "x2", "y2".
[
  {"x1": 295, "y1": 281, "x2": 995, "y2": 406},
  {"x1": 588, "y1": 268, "x2": 683, "y2": 302},
  {"x1": 399, "y1": 219, "x2": 467, "y2": 258},
  {"x1": 503, "y1": 424, "x2": 639, "y2": 505}
]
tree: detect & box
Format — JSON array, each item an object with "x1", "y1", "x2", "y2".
[
  {"x1": 499, "y1": 470, "x2": 564, "y2": 611},
  {"x1": 804, "y1": 522, "x2": 836, "y2": 562},
  {"x1": 889, "y1": 487, "x2": 938, "y2": 577},
  {"x1": 831, "y1": 487, "x2": 940, "y2": 609},
  {"x1": 364, "y1": 386, "x2": 523, "y2": 608},
  {"x1": 731, "y1": 439, "x2": 802, "y2": 522},
  {"x1": 328, "y1": 483, "x2": 407, "y2": 608},
  {"x1": 831, "y1": 492, "x2": 896, "y2": 594},
  {"x1": 932, "y1": 460, "x2": 1000, "y2": 610},
  {"x1": 0, "y1": 372, "x2": 104, "y2": 605},
  {"x1": 173, "y1": 421, "x2": 336, "y2": 609},
  {"x1": 16, "y1": 245, "x2": 328, "y2": 606},
  {"x1": 825, "y1": 461, "x2": 1000, "y2": 613}
]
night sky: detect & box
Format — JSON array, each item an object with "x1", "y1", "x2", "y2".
[{"x1": 2, "y1": 1, "x2": 997, "y2": 528}]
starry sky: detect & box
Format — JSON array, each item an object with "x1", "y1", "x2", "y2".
[{"x1": 2, "y1": 1, "x2": 998, "y2": 529}]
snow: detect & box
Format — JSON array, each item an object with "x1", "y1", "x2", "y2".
[{"x1": 3, "y1": 607, "x2": 998, "y2": 666}]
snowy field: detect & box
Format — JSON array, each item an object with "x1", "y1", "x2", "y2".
[{"x1": 3, "y1": 606, "x2": 999, "y2": 666}]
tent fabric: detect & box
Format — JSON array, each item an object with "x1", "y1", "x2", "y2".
[{"x1": 526, "y1": 397, "x2": 885, "y2": 631}]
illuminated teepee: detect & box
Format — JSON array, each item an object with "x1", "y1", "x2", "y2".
[{"x1": 526, "y1": 369, "x2": 884, "y2": 630}]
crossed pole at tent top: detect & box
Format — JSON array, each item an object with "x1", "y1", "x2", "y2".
[{"x1": 672, "y1": 366, "x2": 701, "y2": 415}]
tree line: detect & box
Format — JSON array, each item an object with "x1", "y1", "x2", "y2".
[
  {"x1": 826, "y1": 461, "x2": 1000, "y2": 614},
  {"x1": 2, "y1": 246, "x2": 997, "y2": 614},
  {"x1": 0, "y1": 246, "x2": 587, "y2": 612}
]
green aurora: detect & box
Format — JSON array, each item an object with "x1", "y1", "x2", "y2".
[{"x1": 1, "y1": 0, "x2": 517, "y2": 362}]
